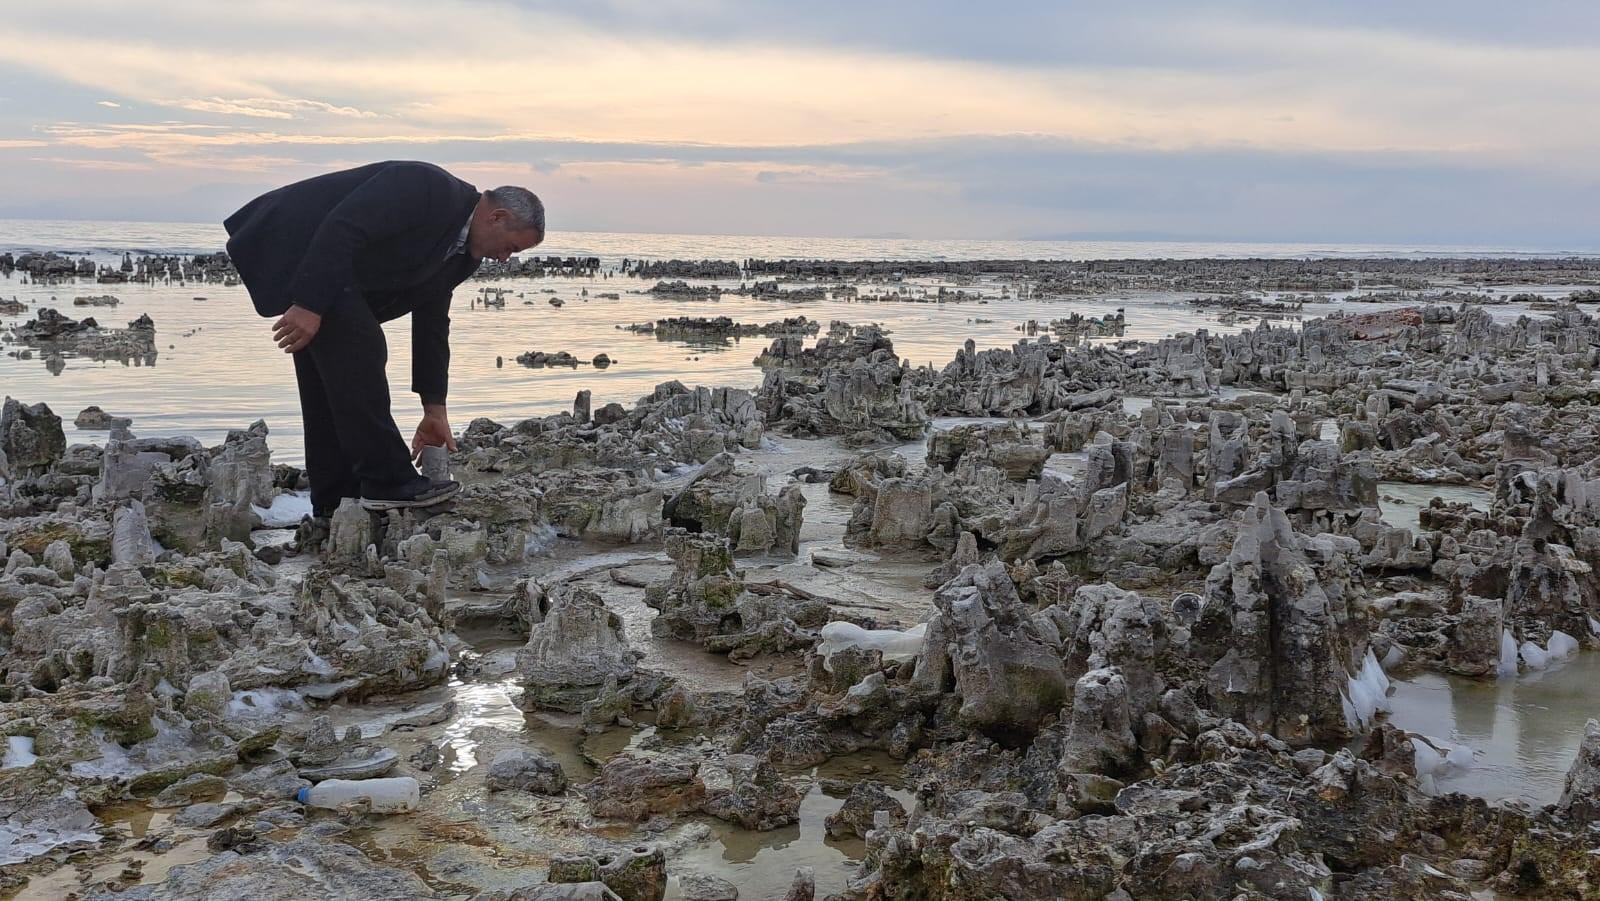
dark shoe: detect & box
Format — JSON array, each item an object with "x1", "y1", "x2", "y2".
[{"x1": 360, "y1": 479, "x2": 461, "y2": 512}]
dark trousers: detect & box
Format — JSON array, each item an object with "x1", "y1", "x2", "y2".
[{"x1": 292, "y1": 300, "x2": 420, "y2": 516}]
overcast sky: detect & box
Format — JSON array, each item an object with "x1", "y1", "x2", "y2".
[{"x1": 0, "y1": 1, "x2": 1595, "y2": 245}]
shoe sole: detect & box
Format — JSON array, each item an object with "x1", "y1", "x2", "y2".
[{"x1": 360, "y1": 483, "x2": 461, "y2": 512}]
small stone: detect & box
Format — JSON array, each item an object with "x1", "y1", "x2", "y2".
[
  {"x1": 175, "y1": 802, "x2": 240, "y2": 828},
  {"x1": 677, "y1": 872, "x2": 738, "y2": 900},
  {"x1": 152, "y1": 773, "x2": 227, "y2": 808},
  {"x1": 183, "y1": 671, "x2": 232, "y2": 719},
  {"x1": 409, "y1": 742, "x2": 442, "y2": 772},
  {"x1": 487, "y1": 747, "x2": 568, "y2": 794},
  {"x1": 1446, "y1": 858, "x2": 1492, "y2": 880},
  {"x1": 782, "y1": 867, "x2": 814, "y2": 901}
]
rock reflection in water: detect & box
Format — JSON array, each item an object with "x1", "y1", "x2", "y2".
[
  {"x1": 1377, "y1": 481, "x2": 1492, "y2": 534},
  {"x1": 668, "y1": 753, "x2": 910, "y2": 900},
  {"x1": 1385, "y1": 652, "x2": 1600, "y2": 804}
]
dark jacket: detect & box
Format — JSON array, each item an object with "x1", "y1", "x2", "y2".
[{"x1": 223, "y1": 161, "x2": 480, "y2": 405}]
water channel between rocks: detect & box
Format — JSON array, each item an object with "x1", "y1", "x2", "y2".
[
  {"x1": 1386, "y1": 652, "x2": 1600, "y2": 805},
  {"x1": 1377, "y1": 481, "x2": 1494, "y2": 534}
]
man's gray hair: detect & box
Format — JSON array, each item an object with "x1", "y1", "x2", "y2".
[{"x1": 486, "y1": 186, "x2": 545, "y2": 234}]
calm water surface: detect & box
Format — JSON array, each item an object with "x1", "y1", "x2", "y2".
[
  {"x1": 1386, "y1": 653, "x2": 1600, "y2": 805},
  {"x1": 4, "y1": 218, "x2": 1585, "y2": 261},
  {"x1": 2, "y1": 275, "x2": 1224, "y2": 463},
  {"x1": 1, "y1": 286, "x2": 1559, "y2": 466},
  {"x1": 1377, "y1": 482, "x2": 1495, "y2": 534}
]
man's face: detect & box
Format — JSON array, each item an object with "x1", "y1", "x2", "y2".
[{"x1": 470, "y1": 208, "x2": 544, "y2": 262}]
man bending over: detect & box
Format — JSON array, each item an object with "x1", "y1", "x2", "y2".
[{"x1": 224, "y1": 161, "x2": 544, "y2": 531}]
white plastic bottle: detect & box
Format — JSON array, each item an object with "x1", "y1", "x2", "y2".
[{"x1": 296, "y1": 777, "x2": 420, "y2": 813}]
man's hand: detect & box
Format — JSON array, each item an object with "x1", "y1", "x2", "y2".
[
  {"x1": 412, "y1": 404, "x2": 458, "y2": 461},
  {"x1": 272, "y1": 304, "x2": 323, "y2": 353}
]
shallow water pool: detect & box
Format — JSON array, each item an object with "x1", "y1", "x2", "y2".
[{"x1": 1384, "y1": 652, "x2": 1599, "y2": 805}]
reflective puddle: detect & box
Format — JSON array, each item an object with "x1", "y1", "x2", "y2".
[
  {"x1": 1377, "y1": 481, "x2": 1493, "y2": 534},
  {"x1": 1384, "y1": 652, "x2": 1600, "y2": 805}
]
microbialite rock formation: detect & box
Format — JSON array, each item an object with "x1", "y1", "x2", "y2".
[{"x1": 4, "y1": 253, "x2": 1600, "y2": 899}]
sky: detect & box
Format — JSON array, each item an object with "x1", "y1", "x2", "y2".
[{"x1": 0, "y1": 1, "x2": 1596, "y2": 246}]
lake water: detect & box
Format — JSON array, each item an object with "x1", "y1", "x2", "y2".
[
  {"x1": 1386, "y1": 653, "x2": 1600, "y2": 805},
  {"x1": 2, "y1": 218, "x2": 1583, "y2": 262},
  {"x1": 1377, "y1": 482, "x2": 1495, "y2": 534},
  {"x1": 0, "y1": 219, "x2": 1581, "y2": 465},
  {"x1": 1, "y1": 271, "x2": 1227, "y2": 464}
]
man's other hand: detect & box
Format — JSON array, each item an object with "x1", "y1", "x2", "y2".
[
  {"x1": 272, "y1": 304, "x2": 323, "y2": 353},
  {"x1": 413, "y1": 406, "x2": 458, "y2": 461}
]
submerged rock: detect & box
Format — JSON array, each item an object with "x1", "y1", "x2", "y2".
[
  {"x1": 824, "y1": 780, "x2": 907, "y2": 839},
  {"x1": 698, "y1": 753, "x2": 804, "y2": 830},
  {"x1": 0, "y1": 770, "x2": 103, "y2": 866},
  {"x1": 103, "y1": 835, "x2": 437, "y2": 898},
  {"x1": 75, "y1": 405, "x2": 132, "y2": 430},
  {"x1": 487, "y1": 747, "x2": 569, "y2": 795}
]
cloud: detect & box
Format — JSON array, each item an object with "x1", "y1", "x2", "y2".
[
  {"x1": 152, "y1": 96, "x2": 382, "y2": 119},
  {"x1": 479, "y1": 1, "x2": 1600, "y2": 66},
  {"x1": 0, "y1": 1, "x2": 1594, "y2": 242},
  {"x1": 95, "y1": 99, "x2": 121, "y2": 108},
  {"x1": 28, "y1": 156, "x2": 151, "y2": 171},
  {"x1": 1, "y1": 2, "x2": 1593, "y2": 162}
]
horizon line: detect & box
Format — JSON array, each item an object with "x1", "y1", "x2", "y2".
[{"x1": 0, "y1": 214, "x2": 1594, "y2": 256}]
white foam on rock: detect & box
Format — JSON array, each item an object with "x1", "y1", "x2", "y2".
[
  {"x1": 1547, "y1": 630, "x2": 1580, "y2": 660},
  {"x1": 1411, "y1": 733, "x2": 1474, "y2": 795},
  {"x1": 816, "y1": 621, "x2": 927, "y2": 671},
  {"x1": 302, "y1": 649, "x2": 337, "y2": 678},
  {"x1": 1497, "y1": 629, "x2": 1520, "y2": 678},
  {"x1": 1343, "y1": 649, "x2": 1392, "y2": 730},
  {"x1": 67, "y1": 729, "x2": 139, "y2": 779},
  {"x1": 2, "y1": 736, "x2": 37, "y2": 769},
  {"x1": 226, "y1": 687, "x2": 306, "y2": 720},
  {"x1": 423, "y1": 641, "x2": 450, "y2": 676},
  {"x1": 523, "y1": 523, "x2": 559, "y2": 557},
  {"x1": 0, "y1": 802, "x2": 101, "y2": 865},
  {"x1": 1518, "y1": 640, "x2": 1549, "y2": 671},
  {"x1": 252, "y1": 490, "x2": 313, "y2": 528}
]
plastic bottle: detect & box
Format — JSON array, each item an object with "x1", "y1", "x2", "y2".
[{"x1": 295, "y1": 777, "x2": 420, "y2": 813}]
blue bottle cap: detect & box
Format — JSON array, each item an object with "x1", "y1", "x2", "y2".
[{"x1": 296, "y1": 786, "x2": 310, "y2": 803}]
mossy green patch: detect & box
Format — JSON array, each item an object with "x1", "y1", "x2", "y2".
[
  {"x1": 8, "y1": 521, "x2": 111, "y2": 567},
  {"x1": 148, "y1": 565, "x2": 206, "y2": 589}
]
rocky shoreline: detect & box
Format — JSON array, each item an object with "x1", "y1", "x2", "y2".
[{"x1": 2, "y1": 253, "x2": 1600, "y2": 898}]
